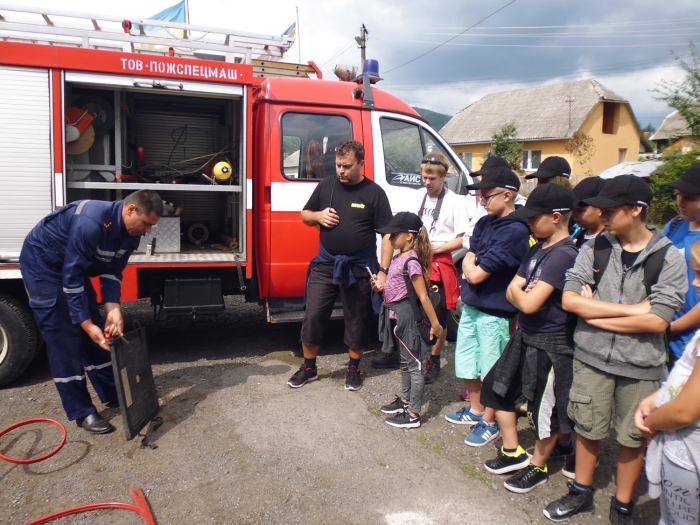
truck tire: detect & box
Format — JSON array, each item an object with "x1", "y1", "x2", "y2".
[{"x1": 0, "y1": 293, "x2": 40, "y2": 387}]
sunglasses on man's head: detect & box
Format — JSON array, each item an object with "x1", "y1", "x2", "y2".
[{"x1": 421, "y1": 157, "x2": 448, "y2": 170}]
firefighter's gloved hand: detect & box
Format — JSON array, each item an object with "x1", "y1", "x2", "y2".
[
  {"x1": 104, "y1": 303, "x2": 124, "y2": 338},
  {"x1": 81, "y1": 320, "x2": 111, "y2": 351}
]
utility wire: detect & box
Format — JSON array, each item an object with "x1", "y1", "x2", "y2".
[
  {"x1": 383, "y1": 0, "x2": 518, "y2": 75},
  {"x1": 383, "y1": 40, "x2": 694, "y2": 49},
  {"x1": 419, "y1": 17, "x2": 700, "y2": 30},
  {"x1": 318, "y1": 38, "x2": 356, "y2": 69},
  {"x1": 387, "y1": 30, "x2": 700, "y2": 39},
  {"x1": 381, "y1": 54, "x2": 688, "y2": 88}
]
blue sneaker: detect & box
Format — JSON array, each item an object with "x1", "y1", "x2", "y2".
[
  {"x1": 445, "y1": 407, "x2": 482, "y2": 426},
  {"x1": 465, "y1": 420, "x2": 500, "y2": 447}
]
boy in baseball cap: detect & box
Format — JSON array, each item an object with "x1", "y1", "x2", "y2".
[
  {"x1": 544, "y1": 175, "x2": 687, "y2": 522},
  {"x1": 479, "y1": 184, "x2": 579, "y2": 494},
  {"x1": 524, "y1": 156, "x2": 573, "y2": 190},
  {"x1": 444, "y1": 167, "x2": 530, "y2": 445},
  {"x1": 663, "y1": 163, "x2": 700, "y2": 367},
  {"x1": 571, "y1": 176, "x2": 607, "y2": 249}
]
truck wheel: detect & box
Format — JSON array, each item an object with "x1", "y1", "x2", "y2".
[{"x1": 0, "y1": 293, "x2": 40, "y2": 387}]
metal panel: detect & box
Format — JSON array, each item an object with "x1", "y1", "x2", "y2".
[
  {"x1": 133, "y1": 110, "x2": 224, "y2": 179},
  {"x1": 110, "y1": 327, "x2": 159, "y2": 441},
  {"x1": 0, "y1": 66, "x2": 52, "y2": 259},
  {"x1": 64, "y1": 71, "x2": 244, "y2": 96}
]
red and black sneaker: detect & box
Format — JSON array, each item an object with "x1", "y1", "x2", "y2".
[
  {"x1": 287, "y1": 364, "x2": 318, "y2": 388},
  {"x1": 345, "y1": 365, "x2": 362, "y2": 391}
]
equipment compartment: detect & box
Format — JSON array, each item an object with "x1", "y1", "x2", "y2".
[{"x1": 64, "y1": 82, "x2": 246, "y2": 263}]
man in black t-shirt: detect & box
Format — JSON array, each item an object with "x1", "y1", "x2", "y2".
[{"x1": 288, "y1": 140, "x2": 393, "y2": 391}]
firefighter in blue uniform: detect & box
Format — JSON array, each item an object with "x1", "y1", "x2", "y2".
[{"x1": 20, "y1": 190, "x2": 162, "y2": 434}]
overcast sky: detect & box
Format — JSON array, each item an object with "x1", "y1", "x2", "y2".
[{"x1": 11, "y1": 0, "x2": 700, "y2": 128}]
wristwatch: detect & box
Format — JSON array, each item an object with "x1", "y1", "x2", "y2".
[{"x1": 378, "y1": 267, "x2": 389, "y2": 275}]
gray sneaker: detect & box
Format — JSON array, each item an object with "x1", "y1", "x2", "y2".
[{"x1": 381, "y1": 396, "x2": 407, "y2": 414}]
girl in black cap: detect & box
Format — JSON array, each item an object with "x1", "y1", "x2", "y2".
[{"x1": 373, "y1": 212, "x2": 443, "y2": 428}]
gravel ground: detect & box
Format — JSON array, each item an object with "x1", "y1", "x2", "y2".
[{"x1": 0, "y1": 296, "x2": 660, "y2": 524}]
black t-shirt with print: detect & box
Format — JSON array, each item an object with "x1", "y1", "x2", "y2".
[
  {"x1": 516, "y1": 237, "x2": 579, "y2": 334},
  {"x1": 304, "y1": 176, "x2": 393, "y2": 256}
]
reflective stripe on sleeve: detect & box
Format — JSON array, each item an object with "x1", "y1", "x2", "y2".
[
  {"x1": 75, "y1": 200, "x2": 89, "y2": 215},
  {"x1": 54, "y1": 374, "x2": 85, "y2": 383},
  {"x1": 85, "y1": 362, "x2": 112, "y2": 371},
  {"x1": 100, "y1": 274, "x2": 122, "y2": 284},
  {"x1": 96, "y1": 247, "x2": 116, "y2": 257},
  {"x1": 63, "y1": 286, "x2": 85, "y2": 294}
]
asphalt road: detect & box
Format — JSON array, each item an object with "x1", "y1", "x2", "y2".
[{"x1": 0, "y1": 297, "x2": 661, "y2": 524}]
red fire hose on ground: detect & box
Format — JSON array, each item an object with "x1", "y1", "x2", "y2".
[{"x1": 1, "y1": 418, "x2": 157, "y2": 524}]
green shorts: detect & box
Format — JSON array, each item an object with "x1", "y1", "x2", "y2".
[
  {"x1": 454, "y1": 305, "x2": 510, "y2": 380},
  {"x1": 567, "y1": 359, "x2": 659, "y2": 448}
]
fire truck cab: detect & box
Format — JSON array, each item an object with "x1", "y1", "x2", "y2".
[{"x1": 0, "y1": 5, "x2": 474, "y2": 386}]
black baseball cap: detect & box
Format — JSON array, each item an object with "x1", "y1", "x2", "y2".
[
  {"x1": 377, "y1": 211, "x2": 424, "y2": 234},
  {"x1": 465, "y1": 166, "x2": 521, "y2": 191},
  {"x1": 524, "y1": 156, "x2": 572, "y2": 180},
  {"x1": 666, "y1": 163, "x2": 700, "y2": 195},
  {"x1": 471, "y1": 156, "x2": 511, "y2": 178},
  {"x1": 510, "y1": 184, "x2": 575, "y2": 219},
  {"x1": 582, "y1": 174, "x2": 653, "y2": 209},
  {"x1": 572, "y1": 176, "x2": 608, "y2": 209}
]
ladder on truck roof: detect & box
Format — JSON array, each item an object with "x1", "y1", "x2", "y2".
[{"x1": 0, "y1": 4, "x2": 320, "y2": 78}]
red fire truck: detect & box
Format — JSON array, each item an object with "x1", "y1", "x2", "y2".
[{"x1": 0, "y1": 5, "x2": 475, "y2": 386}]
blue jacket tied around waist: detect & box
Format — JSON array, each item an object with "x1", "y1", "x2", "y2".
[{"x1": 304, "y1": 243, "x2": 383, "y2": 313}]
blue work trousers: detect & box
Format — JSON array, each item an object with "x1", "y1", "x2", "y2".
[{"x1": 22, "y1": 272, "x2": 116, "y2": 421}]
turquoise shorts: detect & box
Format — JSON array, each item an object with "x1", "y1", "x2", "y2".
[{"x1": 454, "y1": 304, "x2": 510, "y2": 380}]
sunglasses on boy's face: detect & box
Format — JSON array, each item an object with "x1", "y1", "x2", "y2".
[{"x1": 421, "y1": 158, "x2": 448, "y2": 170}]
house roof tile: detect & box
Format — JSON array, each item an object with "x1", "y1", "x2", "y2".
[
  {"x1": 440, "y1": 79, "x2": 630, "y2": 145},
  {"x1": 649, "y1": 110, "x2": 691, "y2": 141}
]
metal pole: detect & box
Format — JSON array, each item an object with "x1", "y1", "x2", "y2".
[
  {"x1": 296, "y1": 6, "x2": 300, "y2": 63},
  {"x1": 184, "y1": 0, "x2": 190, "y2": 39},
  {"x1": 355, "y1": 24, "x2": 367, "y2": 69}
]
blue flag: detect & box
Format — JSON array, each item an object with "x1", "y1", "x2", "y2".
[
  {"x1": 144, "y1": 1, "x2": 187, "y2": 32},
  {"x1": 282, "y1": 22, "x2": 296, "y2": 40}
]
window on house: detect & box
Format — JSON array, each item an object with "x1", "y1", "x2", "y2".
[
  {"x1": 460, "y1": 152, "x2": 472, "y2": 170},
  {"x1": 521, "y1": 149, "x2": 542, "y2": 171},
  {"x1": 603, "y1": 102, "x2": 617, "y2": 134},
  {"x1": 618, "y1": 148, "x2": 627, "y2": 164},
  {"x1": 280, "y1": 112, "x2": 352, "y2": 180}
]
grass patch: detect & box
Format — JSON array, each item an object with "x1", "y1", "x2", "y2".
[
  {"x1": 461, "y1": 464, "x2": 495, "y2": 487},
  {"x1": 415, "y1": 433, "x2": 444, "y2": 454},
  {"x1": 367, "y1": 406, "x2": 382, "y2": 417}
]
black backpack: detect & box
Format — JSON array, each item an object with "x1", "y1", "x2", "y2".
[{"x1": 591, "y1": 235, "x2": 670, "y2": 297}]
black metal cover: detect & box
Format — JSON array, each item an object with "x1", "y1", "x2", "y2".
[{"x1": 110, "y1": 327, "x2": 159, "y2": 440}]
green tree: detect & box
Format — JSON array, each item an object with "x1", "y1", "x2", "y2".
[
  {"x1": 488, "y1": 122, "x2": 523, "y2": 173},
  {"x1": 654, "y1": 42, "x2": 700, "y2": 136},
  {"x1": 648, "y1": 41, "x2": 700, "y2": 225},
  {"x1": 648, "y1": 145, "x2": 700, "y2": 226}
]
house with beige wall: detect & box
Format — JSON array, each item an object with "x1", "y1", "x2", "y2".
[{"x1": 439, "y1": 79, "x2": 641, "y2": 180}]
